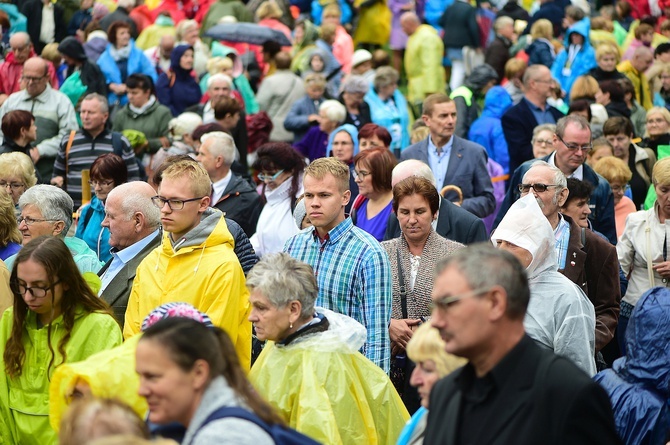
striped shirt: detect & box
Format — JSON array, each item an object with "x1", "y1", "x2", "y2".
[
  {"x1": 284, "y1": 217, "x2": 392, "y2": 373},
  {"x1": 52, "y1": 129, "x2": 139, "y2": 207}
]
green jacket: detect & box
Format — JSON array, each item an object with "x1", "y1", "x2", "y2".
[
  {"x1": 0, "y1": 307, "x2": 122, "y2": 445},
  {"x1": 112, "y1": 99, "x2": 172, "y2": 154},
  {"x1": 200, "y1": 0, "x2": 253, "y2": 45}
]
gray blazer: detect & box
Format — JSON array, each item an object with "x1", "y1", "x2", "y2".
[
  {"x1": 400, "y1": 136, "x2": 496, "y2": 218},
  {"x1": 98, "y1": 232, "x2": 161, "y2": 328}
]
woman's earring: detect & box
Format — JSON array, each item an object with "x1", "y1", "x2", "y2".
[{"x1": 289, "y1": 322, "x2": 293, "y2": 329}]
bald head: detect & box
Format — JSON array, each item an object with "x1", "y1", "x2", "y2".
[
  {"x1": 159, "y1": 34, "x2": 176, "y2": 52},
  {"x1": 632, "y1": 46, "x2": 654, "y2": 72},
  {"x1": 10, "y1": 33, "x2": 31, "y2": 64},
  {"x1": 392, "y1": 159, "x2": 437, "y2": 188},
  {"x1": 400, "y1": 12, "x2": 420, "y2": 35},
  {"x1": 104, "y1": 181, "x2": 161, "y2": 249}
]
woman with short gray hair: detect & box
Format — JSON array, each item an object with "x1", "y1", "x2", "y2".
[
  {"x1": 294, "y1": 100, "x2": 347, "y2": 161},
  {"x1": 339, "y1": 75, "x2": 372, "y2": 131},
  {"x1": 366, "y1": 66, "x2": 410, "y2": 157},
  {"x1": 247, "y1": 253, "x2": 409, "y2": 445}
]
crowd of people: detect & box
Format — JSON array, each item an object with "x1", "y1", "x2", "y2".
[{"x1": 1, "y1": 0, "x2": 670, "y2": 443}]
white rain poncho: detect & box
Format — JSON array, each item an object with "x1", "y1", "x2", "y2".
[{"x1": 492, "y1": 194, "x2": 597, "y2": 376}]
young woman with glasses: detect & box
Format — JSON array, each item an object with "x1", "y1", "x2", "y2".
[{"x1": 0, "y1": 236, "x2": 122, "y2": 445}]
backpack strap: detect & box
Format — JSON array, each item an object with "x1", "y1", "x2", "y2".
[
  {"x1": 64, "y1": 130, "x2": 77, "y2": 189},
  {"x1": 110, "y1": 131, "x2": 124, "y2": 157},
  {"x1": 191, "y1": 407, "x2": 271, "y2": 444}
]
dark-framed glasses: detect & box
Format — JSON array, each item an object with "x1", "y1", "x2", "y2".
[
  {"x1": 151, "y1": 195, "x2": 204, "y2": 211},
  {"x1": 429, "y1": 287, "x2": 492, "y2": 312},
  {"x1": 11, "y1": 280, "x2": 61, "y2": 298},
  {"x1": 518, "y1": 183, "x2": 561, "y2": 193},
  {"x1": 556, "y1": 134, "x2": 592, "y2": 152},
  {"x1": 88, "y1": 180, "x2": 114, "y2": 187}
]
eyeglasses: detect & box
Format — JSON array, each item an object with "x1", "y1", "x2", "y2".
[
  {"x1": 611, "y1": 184, "x2": 631, "y2": 193},
  {"x1": 17, "y1": 216, "x2": 58, "y2": 226},
  {"x1": 11, "y1": 280, "x2": 61, "y2": 298},
  {"x1": 88, "y1": 180, "x2": 114, "y2": 187},
  {"x1": 429, "y1": 287, "x2": 491, "y2": 312},
  {"x1": 352, "y1": 170, "x2": 371, "y2": 180},
  {"x1": 151, "y1": 195, "x2": 204, "y2": 211},
  {"x1": 518, "y1": 183, "x2": 561, "y2": 193},
  {"x1": 21, "y1": 75, "x2": 46, "y2": 83},
  {"x1": 0, "y1": 181, "x2": 25, "y2": 190},
  {"x1": 10, "y1": 44, "x2": 28, "y2": 53},
  {"x1": 258, "y1": 170, "x2": 284, "y2": 182},
  {"x1": 556, "y1": 134, "x2": 592, "y2": 152},
  {"x1": 533, "y1": 138, "x2": 552, "y2": 146},
  {"x1": 647, "y1": 117, "x2": 668, "y2": 125}
]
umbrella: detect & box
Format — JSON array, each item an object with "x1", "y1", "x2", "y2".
[{"x1": 204, "y1": 23, "x2": 292, "y2": 46}]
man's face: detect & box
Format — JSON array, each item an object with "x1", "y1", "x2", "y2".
[
  {"x1": 157, "y1": 176, "x2": 208, "y2": 241},
  {"x1": 195, "y1": 140, "x2": 220, "y2": 178},
  {"x1": 553, "y1": 123, "x2": 592, "y2": 174},
  {"x1": 80, "y1": 99, "x2": 108, "y2": 134},
  {"x1": 499, "y1": 22, "x2": 515, "y2": 40},
  {"x1": 430, "y1": 266, "x2": 493, "y2": 359},
  {"x1": 605, "y1": 132, "x2": 631, "y2": 159},
  {"x1": 303, "y1": 173, "x2": 350, "y2": 234},
  {"x1": 520, "y1": 166, "x2": 567, "y2": 220},
  {"x1": 208, "y1": 79, "x2": 231, "y2": 105},
  {"x1": 422, "y1": 101, "x2": 457, "y2": 141},
  {"x1": 531, "y1": 68, "x2": 553, "y2": 100},
  {"x1": 10, "y1": 38, "x2": 31, "y2": 64},
  {"x1": 102, "y1": 194, "x2": 140, "y2": 250},
  {"x1": 632, "y1": 52, "x2": 654, "y2": 72},
  {"x1": 22, "y1": 61, "x2": 48, "y2": 98}
]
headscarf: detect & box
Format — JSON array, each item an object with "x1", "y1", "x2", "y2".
[
  {"x1": 327, "y1": 124, "x2": 359, "y2": 161},
  {"x1": 170, "y1": 44, "x2": 195, "y2": 80}
]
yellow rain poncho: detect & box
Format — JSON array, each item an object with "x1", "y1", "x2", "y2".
[
  {"x1": 49, "y1": 335, "x2": 147, "y2": 431},
  {"x1": 249, "y1": 309, "x2": 409, "y2": 445}
]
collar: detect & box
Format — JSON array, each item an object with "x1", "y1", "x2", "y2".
[
  {"x1": 524, "y1": 96, "x2": 546, "y2": 112},
  {"x1": 311, "y1": 216, "x2": 353, "y2": 245},
  {"x1": 277, "y1": 313, "x2": 329, "y2": 346},
  {"x1": 82, "y1": 127, "x2": 111, "y2": 140},
  {"x1": 21, "y1": 86, "x2": 51, "y2": 104},
  {"x1": 427, "y1": 134, "x2": 454, "y2": 154},
  {"x1": 547, "y1": 152, "x2": 583, "y2": 180},
  {"x1": 553, "y1": 213, "x2": 570, "y2": 237},
  {"x1": 114, "y1": 230, "x2": 160, "y2": 264},
  {"x1": 211, "y1": 169, "x2": 232, "y2": 200}
]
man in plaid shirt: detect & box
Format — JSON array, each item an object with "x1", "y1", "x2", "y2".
[{"x1": 284, "y1": 158, "x2": 392, "y2": 372}]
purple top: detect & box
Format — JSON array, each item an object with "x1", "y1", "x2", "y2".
[
  {"x1": 294, "y1": 126, "x2": 329, "y2": 162},
  {"x1": 0, "y1": 242, "x2": 20, "y2": 261},
  {"x1": 355, "y1": 199, "x2": 393, "y2": 242}
]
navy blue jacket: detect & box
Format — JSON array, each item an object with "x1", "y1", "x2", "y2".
[
  {"x1": 283, "y1": 95, "x2": 323, "y2": 143},
  {"x1": 155, "y1": 45, "x2": 203, "y2": 116},
  {"x1": 494, "y1": 154, "x2": 617, "y2": 244},
  {"x1": 524, "y1": 0, "x2": 565, "y2": 37}
]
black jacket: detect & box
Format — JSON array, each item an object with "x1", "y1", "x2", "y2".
[
  {"x1": 439, "y1": 0, "x2": 480, "y2": 49},
  {"x1": 58, "y1": 36, "x2": 108, "y2": 98},
  {"x1": 21, "y1": 0, "x2": 67, "y2": 54},
  {"x1": 424, "y1": 335, "x2": 622, "y2": 445},
  {"x1": 226, "y1": 217, "x2": 259, "y2": 274},
  {"x1": 213, "y1": 173, "x2": 264, "y2": 237},
  {"x1": 337, "y1": 93, "x2": 372, "y2": 131}
]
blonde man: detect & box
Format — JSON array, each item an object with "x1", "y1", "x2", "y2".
[{"x1": 124, "y1": 160, "x2": 251, "y2": 369}]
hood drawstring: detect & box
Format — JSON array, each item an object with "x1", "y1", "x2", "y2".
[{"x1": 194, "y1": 243, "x2": 206, "y2": 275}]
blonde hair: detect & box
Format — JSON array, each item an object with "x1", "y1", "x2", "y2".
[
  {"x1": 646, "y1": 107, "x2": 670, "y2": 138},
  {"x1": 653, "y1": 157, "x2": 670, "y2": 186},
  {"x1": 0, "y1": 152, "x2": 38, "y2": 188},
  {"x1": 304, "y1": 73, "x2": 327, "y2": 88},
  {"x1": 0, "y1": 189, "x2": 20, "y2": 245},
  {"x1": 41, "y1": 43, "x2": 61, "y2": 65},
  {"x1": 596, "y1": 42, "x2": 620, "y2": 63},
  {"x1": 175, "y1": 19, "x2": 198, "y2": 41},
  {"x1": 504, "y1": 58, "x2": 527, "y2": 80},
  {"x1": 304, "y1": 157, "x2": 350, "y2": 192},
  {"x1": 88, "y1": 437, "x2": 178, "y2": 445},
  {"x1": 411, "y1": 126, "x2": 431, "y2": 144},
  {"x1": 256, "y1": 1, "x2": 283, "y2": 20},
  {"x1": 570, "y1": 75, "x2": 600, "y2": 101},
  {"x1": 161, "y1": 159, "x2": 212, "y2": 197},
  {"x1": 406, "y1": 323, "x2": 467, "y2": 377},
  {"x1": 530, "y1": 19, "x2": 553, "y2": 40},
  {"x1": 593, "y1": 156, "x2": 632, "y2": 184},
  {"x1": 322, "y1": 3, "x2": 341, "y2": 19},
  {"x1": 206, "y1": 56, "x2": 233, "y2": 76}
]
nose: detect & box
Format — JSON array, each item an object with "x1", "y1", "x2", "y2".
[
  {"x1": 409, "y1": 365, "x2": 422, "y2": 388},
  {"x1": 160, "y1": 201, "x2": 172, "y2": 213},
  {"x1": 248, "y1": 309, "x2": 258, "y2": 322},
  {"x1": 18, "y1": 219, "x2": 28, "y2": 230},
  {"x1": 585, "y1": 206, "x2": 592, "y2": 215},
  {"x1": 137, "y1": 380, "x2": 150, "y2": 397}
]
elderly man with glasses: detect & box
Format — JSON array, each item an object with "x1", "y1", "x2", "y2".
[{"x1": 496, "y1": 115, "x2": 617, "y2": 244}]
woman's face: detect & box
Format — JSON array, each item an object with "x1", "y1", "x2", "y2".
[
  {"x1": 116, "y1": 27, "x2": 131, "y2": 48},
  {"x1": 353, "y1": 161, "x2": 374, "y2": 197},
  {"x1": 409, "y1": 359, "x2": 441, "y2": 409},
  {"x1": 310, "y1": 55, "x2": 324, "y2": 72},
  {"x1": 23, "y1": 120, "x2": 37, "y2": 143},
  {"x1": 90, "y1": 177, "x2": 115, "y2": 202},
  {"x1": 260, "y1": 167, "x2": 291, "y2": 191},
  {"x1": 331, "y1": 131, "x2": 355, "y2": 162},
  {"x1": 397, "y1": 193, "x2": 435, "y2": 245},
  {"x1": 180, "y1": 49, "x2": 194, "y2": 71},
  {"x1": 248, "y1": 289, "x2": 292, "y2": 342},
  {"x1": 136, "y1": 339, "x2": 204, "y2": 426},
  {"x1": 0, "y1": 174, "x2": 27, "y2": 205},
  {"x1": 532, "y1": 130, "x2": 554, "y2": 158},
  {"x1": 378, "y1": 82, "x2": 397, "y2": 99},
  {"x1": 647, "y1": 113, "x2": 670, "y2": 138},
  {"x1": 183, "y1": 26, "x2": 199, "y2": 45},
  {"x1": 656, "y1": 182, "x2": 670, "y2": 219},
  {"x1": 495, "y1": 239, "x2": 533, "y2": 268},
  {"x1": 293, "y1": 24, "x2": 305, "y2": 44},
  {"x1": 15, "y1": 259, "x2": 64, "y2": 324},
  {"x1": 127, "y1": 87, "x2": 151, "y2": 108},
  {"x1": 586, "y1": 145, "x2": 613, "y2": 167},
  {"x1": 359, "y1": 134, "x2": 385, "y2": 151},
  {"x1": 609, "y1": 180, "x2": 626, "y2": 206},
  {"x1": 598, "y1": 54, "x2": 617, "y2": 72},
  {"x1": 662, "y1": 73, "x2": 670, "y2": 91}
]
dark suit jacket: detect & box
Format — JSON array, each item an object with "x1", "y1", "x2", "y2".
[
  {"x1": 98, "y1": 232, "x2": 161, "y2": 327},
  {"x1": 424, "y1": 335, "x2": 622, "y2": 445},
  {"x1": 21, "y1": 0, "x2": 67, "y2": 54},
  {"x1": 213, "y1": 173, "x2": 263, "y2": 237},
  {"x1": 400, "y1": 136, "x2": 495, "y2": 218},
  {"x1": 501, "y1": 98, "x2": 564, "y2": 174},
  {"x1": 383, "y1": 197, "x2": 488, "y2": 244},
  {"x1": 560, "y1": 215, "x2": 621, "y2": 352}
]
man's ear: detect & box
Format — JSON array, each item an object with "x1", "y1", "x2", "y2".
[{"x1": 342, "y1": 189, "x2": 351, "y2": 207}]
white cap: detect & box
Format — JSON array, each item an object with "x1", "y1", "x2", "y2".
[{"x1": 352, "y1": 49, "x2": 372, "y2": 68}]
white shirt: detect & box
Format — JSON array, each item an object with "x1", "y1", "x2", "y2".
[
  {"x1": 548, "y1": 152, "x2": 584, "y2": 180},
  {"x1": 99, "y1": 230, "x2": 160, "y2": 294},
  {"x1": 211, "y1": 169, "x2": 232, "y2": 205},
  {"x1": 40, "y1": 2, "x2": 55, "y2": 44}
]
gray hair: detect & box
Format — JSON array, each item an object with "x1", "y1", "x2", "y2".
[
  {"x1": 82, "y1": 93, "x2": 109, "y2": 114},
  {"x1": 556, "y1": 114, "x2": 591, "y2": 139},
  {"x1": 373, "y1": 66, "x2": 399, "y2": 92},
  {"x1": 207, "y1": 73, "x2": 233, "y2": 89},
  {"x1": 342, "y1": 75, "x2": 370, "y2": 95},
  {"x1": 392, "y1": 159, "x2": 436, "y2": 187},
  {"x1": 246, "y1": 253, "x2": 317, "y2": 318},
  {"x1": 531, "y1": 123, "x2": 556, "y2": 143},
  {"x1": 436, "y1": 244, "x2": 530, "y2": 320},
  {"x1": 201, "y1": 131, "x2": 237, "y2": 166},
  {"x1": 522, "y1": 64, "x2": 550, "y2": 87},
  {"x1": 18, "y1": 185, "x2": 73, "y2": 236},
  {"x1": 107, "y1": 182, "x2": 161, "y2": 229},
  {"x1": 319, "y1": 100, "x2": 346, "y2": 124},
  {"x1": 117, "y1": 0, "x2": 136, "y2": 8},
  {"x1": 494, "y1": 16, "x2": 514, "y2": 33},
  {"x1": 523, "y1": 160, "x2": 568, "y2": 203}
]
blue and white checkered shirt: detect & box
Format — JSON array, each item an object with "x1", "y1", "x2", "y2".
[
  {"x1": 554, "y1": 214, "x2": 571, "y2": 269},
  {"x1": 284, "y1": 217, "x2": 392, "y2": 373}
]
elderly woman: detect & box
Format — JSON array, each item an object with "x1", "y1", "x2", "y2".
[
  {"x1": 6, "y1": 185, "x2": 103, "y2": 274},
  {"x1": 588, "y1": 43, "x2": 626, "y2": 83},
  {"x1": 0, "y1": 190, "x2": 20, "y2": 260},
  {"x1": 586, "y1": 137, "x2": 614, "y2": 167},
  {"x1": 0, "y1": 152, "x2": 38, "y2": 211},
  {"x1": 594, "y1": 156, "x2": 636, "y2": 238},
  {"x1": 294, "y1": 99, "x2": 346, "y2": 161},
  {"x1": 351, "y1": 147, "x2": 397, "y2": 241},
  {"x1": 531, "y1": 123, "x2": 557, "y2": 159},
  {"x1": 617, "y1": 157, "x2": 670, "y2": 352},
  {"x1": 339, "y1": 75, "x2": 372, "y2": 130},
  {"x1": 640, "y1": 107, "x2": 670, "y2": 157},
  {"x1": 0, "y1": 111, "x2": 37, "y2": 157},
  {"x1": 493, "y1": 193, "x2": 597, "y2": 376},
  {"x1": 365, "y1": 67, "x2": 410, "y2": 158},
  {"x1": 175, "y1": 19, "x2": 209, "y2": 77},
  {"x1": 155, "y1": 45, "x2": 202, "y2": 116},
  {"x1": 247, "y1": 253, "x2": 409, "y2": 444},
  {"x1": 382, "y1": 176, "x2": 464, "y2": 408},
  {"x1": 327, "y1": 123, "x2": 360, "y2": 212},
  {"x1": 358, "y1": 123, "x2": 392, "y2": 151},
  {"x1": 284, "y1": 73, "x2": 327, "y2": 143},
  {"x1": 396, "y1": 323, "x2": 466, "y2": 445},
  {"x1": 98, "y1": 21, "x2": 157, "y2": 108}
]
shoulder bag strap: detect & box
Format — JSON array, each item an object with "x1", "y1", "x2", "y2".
[
  {"x1": 645, "y1": 218, "x2": 656, "y2": 288},
  {"x1": 64, "y1": 130, "x2": 77, "y2": 190},
  {"x1": 396, "y1": 248, "x2": 408, "y2": 319}
]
